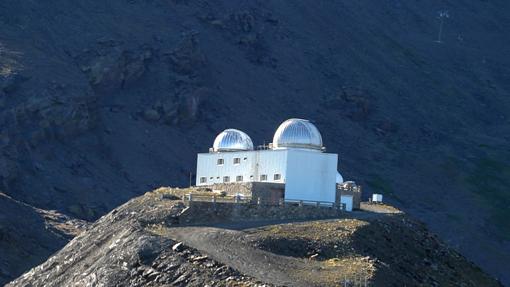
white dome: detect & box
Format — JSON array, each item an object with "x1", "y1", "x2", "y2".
[
  {"x1": 336, "y1": 171, "x2": 344, "y2": 184},
  {"x1": 212, "y1": 129, "x2": 254, "y2": 152},
  {"x1": 272, "y1": 118, "x2": 323, "y2": 150}
]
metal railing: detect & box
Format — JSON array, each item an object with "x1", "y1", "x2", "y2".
[
  {"x1": 182, "y1": 193, "x2": 252, "y2": 204},
  {"x1": 181, "y1": 193, "x2": 345, "y2": 210}
]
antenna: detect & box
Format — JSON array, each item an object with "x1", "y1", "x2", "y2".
[{"x1": 435, "y1": 10, "x2": 450, "y2": 43}]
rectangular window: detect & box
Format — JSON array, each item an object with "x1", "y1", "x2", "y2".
[
  {"x1": 200, "y1": 177, "x2": 207, "y2": 183},
  {"x1": 217, "y1": 158, "x2": 224, "y2": 165},
  {"x1": 260, "y1": 174, "x2": 267, "y2": 181},
  {"x1": 233, "y1": 158, "x2": 241, "y2": 164},
  {"x1": 236, "y1": 175, "x2": 243, "y2": 182},
  {"x1": 274, "y1": 174, "x2": 281, "y2": 181},
  {"x1": 223, "y1": 176, "x2": 230, "y2": 183}
]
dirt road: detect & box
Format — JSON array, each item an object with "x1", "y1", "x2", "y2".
[{"x1": 169, "y1": 225, "x2": 316, "y2": 286}]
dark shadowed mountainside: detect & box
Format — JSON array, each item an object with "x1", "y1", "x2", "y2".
[
  {"x1": 0, "y1": 193, "x2": 87, "y2": 283},
  {"x1": 0, "y1": 0, "x2": 509, "y2": 284}
]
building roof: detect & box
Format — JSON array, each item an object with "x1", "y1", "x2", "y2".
[
  {"x1": 212, "y1": 129, "x2": 254, "y2": 152},
  {"x1": 272, "y1": 118, "x2": 323, "y2": 151}
]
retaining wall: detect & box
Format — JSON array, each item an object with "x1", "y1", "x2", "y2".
[{"x1": 179, "y1": 201, "x2": 343, "y2": 225}]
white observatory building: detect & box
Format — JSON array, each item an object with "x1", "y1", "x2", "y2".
[{"x1": 195, "y1": 118, "x2": 344, "y2": 204}]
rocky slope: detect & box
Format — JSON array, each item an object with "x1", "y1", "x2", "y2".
[
  {"x1": 0, "y1": 192, "x2": 88, "y2": 283},
  {"x1": 0, "y1": 0, "x2": 509, "y2": 284},
  {"x1": 7, "y1": 190, "x2": 501, "y2": 287}
]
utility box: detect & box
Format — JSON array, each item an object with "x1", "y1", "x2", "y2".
[
  {"x1": 341, "y1": 195, "x2": 353, "y2": 212},
  {"x1": 372, "y1": 193, "x2": 383, "y2": 203}
]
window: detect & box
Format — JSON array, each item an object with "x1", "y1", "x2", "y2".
[
  {"x1": 236, "y1": 175, "x2": 243, "y2": 182},
  {"x1": 250, "y1": 175, "x2": 254, "y2": 180},
  {"x1": 217, "y1": 158, "x2": 224, "y2": 165},
  {"x1": 274, "y1": 174, "x2": 281, "y2": 181},
  {"x1": 260, "y1": 174, "x2": 267, "y2": 181},
  {"x1": 200, "y1": 177, "x2": 207, "y2": 183},
  {"x1": 243, "y1": 157, "x2": 248, "y2": 161},
  {"x1": 209, "y1": 177, "x2": 213, "y2": 180},
  {"x1": 233, "y1": 158, "x2": 241, "y2": 164},
  {"x1": 223, "y1": 176, "x2": 230, "y2": 183}
]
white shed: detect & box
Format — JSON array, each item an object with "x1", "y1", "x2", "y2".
[{"x1": 372, "y1": 193, "x2": 383, "y2": 203}]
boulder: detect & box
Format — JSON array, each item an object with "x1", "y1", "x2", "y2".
[
  {"x1": 143, "y1": 109, "x2": 160, "y2": 122},
  {"x1": 172, "y1": 242, "x2": 184, "y2": 252}
]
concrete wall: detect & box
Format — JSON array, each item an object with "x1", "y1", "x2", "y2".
[{"x1": 285, "y1": 149, "x2": 338, "y2": 203}]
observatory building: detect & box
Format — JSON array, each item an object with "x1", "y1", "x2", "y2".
[{"x1": 195, "y1": 118, "x2": 344, "y2": 204}]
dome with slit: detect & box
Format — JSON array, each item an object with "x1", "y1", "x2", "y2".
[
  {"x1": 212, "y1": 129, "x2": 254, "y2": 152},
  {"x1": 272, "y1": 118, "x2": 323, "y2": 150}
]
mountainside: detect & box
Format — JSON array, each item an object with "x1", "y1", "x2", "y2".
[
  {"x1": 0, "y1": 0, "x2": 509, "y2": 284},
  {"x1": 7, "y1": 191, "x2": 502, "y2": 287},
  {"x1": 0, "y1": 192, "x2": 87, "y2": 283}
]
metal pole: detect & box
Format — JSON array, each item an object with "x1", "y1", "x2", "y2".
[{"x1": 437, "y1": 18, "x2": 444, "y2": 43}]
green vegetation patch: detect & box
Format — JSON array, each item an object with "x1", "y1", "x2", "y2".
[{"x1": 466, "y1": 157, "x2": 510, "y2": 240}]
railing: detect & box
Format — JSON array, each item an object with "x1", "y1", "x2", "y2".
[
  {"x1": 284, "y1": 198, "x2": 339, "y2": 208},
  {"x1": 182, "y1": 193, "x2": 252, "y2": 204},
  {"x1": 181, "y1": 194, "x2": 345, "y2": 210}
]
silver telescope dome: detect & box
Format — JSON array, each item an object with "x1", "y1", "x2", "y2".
[
  {"x1": 212, "y1": 129, "x2": 254, "y2": 152},
  {"x1": 272, "y1": 118, "x2": 323, "y2": 150}
]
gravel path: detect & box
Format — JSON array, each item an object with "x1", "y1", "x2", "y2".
[{"x1": 169, "y1": 225, "x2": 319, "y2": 287}]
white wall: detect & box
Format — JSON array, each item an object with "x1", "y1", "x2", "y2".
[
  {"x1": 341, "y1": 195, "x2": 353, "y2": 212},
  {"x1": 196, "y1": 149, "x2": 338, "y2": 204},
  {"x1": 284, "y1": 149, "x2": 338, "y2": 203},
  {"x1": 256, "y1": 150, "x2": 287, "y2": 183},
  {"x1": 196, "y1": 150, "x2": 287, "y2": 186}
]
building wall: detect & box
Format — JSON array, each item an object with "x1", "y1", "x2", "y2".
[
  {"x1": 196, "y1": 150, "x2": 287, "y2": 186},
  {"x1": 196, "y1": 149, "x2": 338, "y2": 203},
  {"x1": 285, "y1": 149, "x2": 338, "y2": 203}
]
